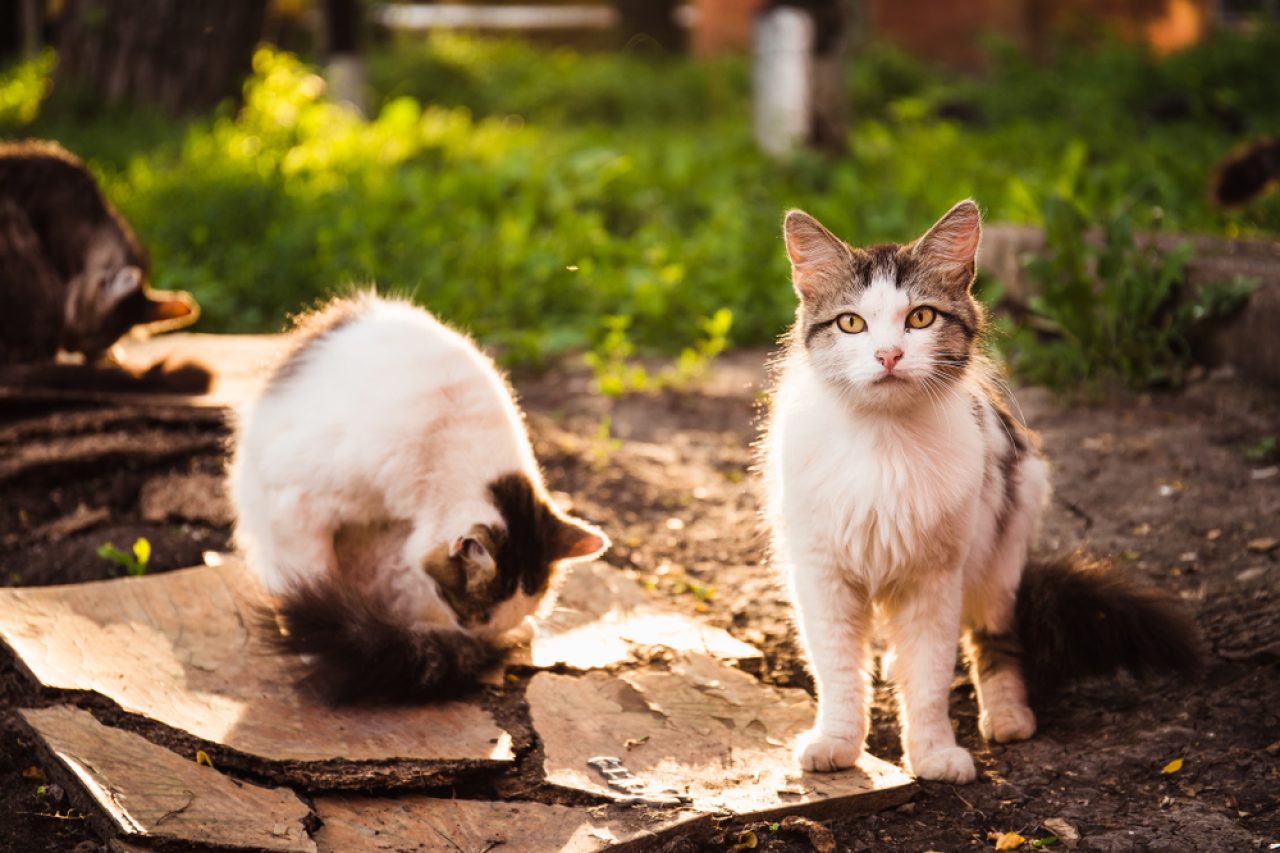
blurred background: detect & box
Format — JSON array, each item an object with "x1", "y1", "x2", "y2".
[{"x1": 1, "y1": 0, "x2": 1277, "y2": 387}]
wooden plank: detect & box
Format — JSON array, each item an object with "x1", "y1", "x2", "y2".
[
  {"x1": 528, "y1": 652, "x2": 916, "y2": 819},
  {"x1": 371, "y1": 3, "x2": 618, "y2": 31},
  {"x1": 314, "y1": 794, "x2": 710, "y2": 853},
  {"x1": 0, "y1": 560, "x2": 515, "y2": 789},
  {"x1": 18, "y1": 704, "x2": 315, "y2": 852},
  {"x1": 516, "y1": 561, "x2": 762, "y2": 671}
]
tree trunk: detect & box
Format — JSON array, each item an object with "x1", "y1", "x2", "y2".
[
  {"x1": 56, "y1": 0, "x2": 267, "y2": 115},
  {"x1": 755, "y1": 0, "x2": 856, "y2": 156},
  {"x1": 321, "y1": 0, "x2": 366, "y2": 114}
]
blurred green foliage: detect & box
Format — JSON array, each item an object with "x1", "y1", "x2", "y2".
[
  {"x1": 1008, "y1": 193, "x2": 1257, "y2": 390},
  {"x1": 1, "y1": 29, "x2": 1277, "y2": 377}
]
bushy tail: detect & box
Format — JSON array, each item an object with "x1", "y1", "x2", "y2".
[
  {"x1": 263, "y1": 579, "x2": 500, "y2": 705},
  {"x1": 1213, "y1": 137, "x2": 1280, "y2": 208},
  {"x1": 1015, "y1": 554, "x2": 1202, "y2": 695},
  {"x1": 0, "y1": 360, "x2": 212, "y2": 395}
]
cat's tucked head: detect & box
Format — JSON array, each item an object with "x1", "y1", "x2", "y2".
[
  {"x1": 783, "y1": 200, "x2": 985, "y2": 410},
  {"x1": 424, "y1": 471, "x2": 608, "y2": 632},
  {"x1": 60, "y1": 230, "x2": 197, "y2": 359}
]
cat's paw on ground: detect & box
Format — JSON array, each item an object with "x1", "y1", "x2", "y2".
[
  {"x1": 907, "y1": 746, "x2": 976, "y2": 783},
  {"x1": 795, "y1": 730, "x2": 863, "y2": 772},
  {"x1": 979, "y1": 704, "x2": 1036, "y2": 743}
]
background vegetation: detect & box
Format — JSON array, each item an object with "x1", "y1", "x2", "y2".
[{"x1": 2, "y1": 28, "x2": 1278, "y2": 377}]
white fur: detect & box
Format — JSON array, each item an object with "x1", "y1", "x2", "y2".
[
  {"x1": 765, "y1": 278, "x2": 1050, "y2": 783},
  {"x1": 230, "y1": 294, "x2": 542, "y2": 635}
]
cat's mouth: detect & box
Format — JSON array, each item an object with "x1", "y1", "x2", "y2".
[{"x1": 873, "y1": 373, "x2": 906, "y2": 385}]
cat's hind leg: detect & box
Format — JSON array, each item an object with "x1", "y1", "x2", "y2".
[
  {"x1": 883, "y1": 570, "x2": 976, "y2": 783},
  {"x1": 962, "y1": 454, "x2": 1048, "y2": 744}
]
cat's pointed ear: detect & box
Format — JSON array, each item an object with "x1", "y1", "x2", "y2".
[
  {"x1": 551, "y1": 515, "x2": 609, "y2": 563},
  {"x1": 783, "y1": 210, "x2": 848, "y2": 301},
  {"x1": 96, "y1": 265, "x2": 144, "y2": 311},
  {"x1": 450, "y1": 534, "x2": 495, "y2": 572},
  {"x1": 142, "y1": 288, "x2": 199, "y2": 329},
  {"x1": 914, "y1": 200, "x2": 981, "y2": 288}
]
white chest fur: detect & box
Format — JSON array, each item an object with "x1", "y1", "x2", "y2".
[{"x1": 769, "y1": 362, "x2": 986, "y2": 589}]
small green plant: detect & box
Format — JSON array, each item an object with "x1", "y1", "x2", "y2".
[
  {"x1": 1244, "y1": 435, "x2": 1277, "y2": 462},
  {"x1": 97, "y1": 537, "x2": 151, "y2": 576},
  {"x1": 585, "y1": 308, "x2": 733, "y2": 396},
  {"x1": 1008, "y1": 194, "x2": 1255, "y2": 392}
]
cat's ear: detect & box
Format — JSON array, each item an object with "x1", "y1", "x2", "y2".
[
  {"x1": 550, "y1": 515, "x2": 609, "y2": 563},
  {"x1": 142, "y1": 288, "x2": 199, "y2": 329},
  {"x1": 783, "y1": 210, "x2": 848, "y2": 301},
  {"x1": 450, "y1": 534, "x2": 495, "y2": 573},
  {"x1": 96, "y1": 265, "x2": 144, "y2": 311},
  {"x1": 914, "y1": 200, "x2": 981, "y2": 288}
]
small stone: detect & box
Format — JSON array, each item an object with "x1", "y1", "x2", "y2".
[
  {"x1": 1251, "y1": 466, "x2": 1278, "y2": 480},
  {"x1": 1237, "y1": 567, "x2": 1266, "y2": 583},
  {"x1": 1205, "y1": 529, "x2": 1222, "y2": 541},
  {"x1": 1247, "y1": 537, "x2": 1278, "y2": 553}
]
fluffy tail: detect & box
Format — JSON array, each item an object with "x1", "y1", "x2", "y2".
[
  {"x1": 263, "y1": 580, "x2": 500, "y2": 705},
  {"x1": 1014, "y1": 554, "x2": 1202, "y2": 695},
  {"x1": 1212, "y1": 137, "x2": 1280, "y2": 208},
  {"x1": 0, "y1": 360, "x2": 212, "y2": 395}
]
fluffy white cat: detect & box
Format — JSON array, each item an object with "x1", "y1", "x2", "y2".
[
  {"x1": 762, "y1": 201, "x2": 1198, "y2": 782},
  {"x1": 229, "y1": 293, "x2": 608, "y2": 702}
]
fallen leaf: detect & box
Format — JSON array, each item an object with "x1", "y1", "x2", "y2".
[
  {"x1": 781, "y1": 816, "x2": 836, "y2": 853},
  {"x1": 195, "y1": 749, "x2": 215, "y2": 769},
  {"x1": 1042, "y1": 817, "x2": 1080, "y2": 849},
  {"x1": 21, "y1": 766, "x2": 44, "y2": 781},
  {"x1": 624, "y1": 735, "x2": 650, "y2": 750},
  {"x1": 1162, "y1": 757, "x2": 1183, "y2": 774},
  {"x1": 730, "y1": 830, "x2": 758, "y2": 850},
  {"x1": 1205, "y1": 529, "x2": 1222, "y2": 541},
  {"x1": 1246, "y1": 538, "x2": 1278, "y2": 554},
  {"x1": 995, "y1": 831, "x2": 1027, "y2": 850}
]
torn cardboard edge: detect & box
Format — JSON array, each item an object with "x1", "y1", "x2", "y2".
[{"x1": 15, "y1": 705, "x2": 318, "y2": 853}]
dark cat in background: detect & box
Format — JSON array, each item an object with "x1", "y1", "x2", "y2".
[{"x1": 0, "y1": 140, "x2": 207, "y2": 390}]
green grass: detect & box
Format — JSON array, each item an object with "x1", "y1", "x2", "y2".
[{"x1": 2, "y1": 30, "x2": 1277, "y2": 372}]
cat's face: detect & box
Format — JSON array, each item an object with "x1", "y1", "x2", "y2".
[{"x1": 783, "y1": 201, "x2": 984, "y2": 410}]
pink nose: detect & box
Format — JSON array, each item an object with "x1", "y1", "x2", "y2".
[{"x1": 876, "y1": 347, "x2": 903, "y2": 371}]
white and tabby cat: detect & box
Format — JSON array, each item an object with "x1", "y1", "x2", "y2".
[
  {"x1": 762, "y1": 201, "x2": 1198, "y2": 782},
  {"x1": 230, "y1": 293, "x2": 608, "y2": 702}
]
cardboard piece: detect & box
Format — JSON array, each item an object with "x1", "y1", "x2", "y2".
[
  {"x1": 0, "y1": 560, "x2": 514, "y2": 788},
  {"x1": 314, "y1": 795, "x2": 709, "y2": 853},
  {"x1": 19, "y1": 704, "x2": 315, "y2": 852},
  {"x1": 519, "y1": 562, "x2": 762, "y2": 671},
  {"x1": 528, "y1": 653, "x2": 915, "y2": 820}
]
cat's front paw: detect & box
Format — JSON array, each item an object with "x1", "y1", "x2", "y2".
[
  {"x1": 795, "y1": 729, "x2": 863, "y2": 773},
  {"x1": 979, "y1": 705, "x2": 1036, "y2": 743},
  {"x1": 907, "y1": 746, "x2": 976, "y2": 783}
]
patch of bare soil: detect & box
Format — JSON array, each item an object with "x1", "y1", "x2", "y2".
[{"x1": 1, "y1": 352, "x2": 1278, "y2": 852}]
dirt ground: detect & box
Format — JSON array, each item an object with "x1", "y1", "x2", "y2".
[{"x1": 1, "y1": 350, "x2": 1278, "y2": 852}]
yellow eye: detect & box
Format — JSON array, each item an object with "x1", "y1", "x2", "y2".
[
  {"x1": 835, "y1": 313, "x2": 866, "y2": 334},
  {"x1": 907, "y1": 307, "x2": 936, "y2": 329}
]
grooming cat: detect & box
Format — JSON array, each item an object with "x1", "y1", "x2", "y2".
[
  {"x1": 762, "y1": 201, "x2": 1199, "y2": 783},
  {"x1": 0, "y1": 140, "x2": 203, "y2": 388},
  {"x1": 230, "y1": 293, "x2": 609, "y2": 702}
]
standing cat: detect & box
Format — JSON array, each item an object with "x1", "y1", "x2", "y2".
[
  {"x1": 762, "y1": 201, "x2": 1199, "y2": 782},
  {"x1": 0, "y1": 139, "x2": 197, "y2": 364},
  {"x1": 230, "y1": 293, "x2": 608, "y2": 702}
]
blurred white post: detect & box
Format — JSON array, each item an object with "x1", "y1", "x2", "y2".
[{"x1": 753, "y1": 6, "x2": 813, "y2": 158}]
